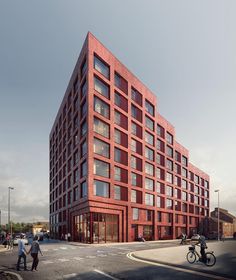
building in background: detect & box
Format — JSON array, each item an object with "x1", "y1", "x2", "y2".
[
  {"x1": 208, "y1": 208, "x2": 236, "y2": 238},
  {"x1": 49, "y1": 32, "x2": 210, "y2": 243}
]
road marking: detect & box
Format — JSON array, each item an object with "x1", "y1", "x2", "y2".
[
  {"x1": 42, "y1": 249, "x2": 48, "y2": 252},
  {"x1": 97, "y1": 254, "x2": 107, "y2": 257},
  {"x1": 94, "y1": 269, "x2": 119, "y2": 280},
  {"x1": 63, "y1": 273, "x2": 77, "y2": 279},
  {"x1": 86, "y1": 255, "x2": 96, "y2": 258},
  {"x1": 97, "y1": 250, "x2": 105, "y2": 253},
  {"x1": 42, "y1": 260, "x2": 54, "y2": 264},
  {"x1": 53, "y1": 248, "x2": 59, "y2": 251},
  {"x1": 58, "y1": 258, "x2": 70, "y2": 262},
  {"x1": 59, "y1": 247, "x2": 68, "y2": 250},
  {"x1": 73, "y1": 256, "x2": 84, "y2": 260},
  {"x1": 108, "y1": 253, "x2": 117, "y2": 256},
  {"x1": 127, "y1": 253, "x2": 234, "y2": 280}
]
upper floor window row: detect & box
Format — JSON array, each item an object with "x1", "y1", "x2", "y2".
[
  {"x1": 94, "y1": 54, "x2": 110, "y2": 79},
  {"x1": 94, "y1": 76, "x2": 110, "y2": 99},
  {"x1": 115, "y1": 72, "x2": 128, "y2": 95},
  {"x1": 145, "y1": 100, "x2": 154, "y2": 116}
]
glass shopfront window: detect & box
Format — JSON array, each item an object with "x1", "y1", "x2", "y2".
[{"x1": 74, "y1": 213, "x2": 118, "y2": 243}]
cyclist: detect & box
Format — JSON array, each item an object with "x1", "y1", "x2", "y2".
[{"x1": 197, "y1": 235, "x2": 207, "y2": 263}]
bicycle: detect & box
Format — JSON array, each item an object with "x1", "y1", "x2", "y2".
[{"x1": 186, "y1": 244, "x2": 216, "y2": 267}]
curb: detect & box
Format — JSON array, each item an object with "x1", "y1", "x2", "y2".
[
  {"x1": 0, "y1": 271, "x2": 23, "y2": 280},
  {"x1": 130, "y1": 252, "x2": 234, "y2": 280}
]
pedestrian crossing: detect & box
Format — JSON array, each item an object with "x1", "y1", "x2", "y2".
[{"x1": 41, "y1": 250, "x2": 129, "y2": 265}]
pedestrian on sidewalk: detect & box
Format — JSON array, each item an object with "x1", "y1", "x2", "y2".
[
  {"x1": 16, "y1": 234, "x2": 28, "y2": 271},
  {"x1": 27, "y1": 235, "x2": 43, "y2": 271},
  {"x1": 67, "y1": 232, "x2": 71, "y2": 242}
]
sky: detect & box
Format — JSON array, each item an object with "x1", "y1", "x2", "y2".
[{"x1": 0, "y1": 0, "x2": 235, "y2": 224}]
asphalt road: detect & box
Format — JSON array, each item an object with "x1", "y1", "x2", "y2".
[{"x1": 0, "y1": 240, "x2": 223, "y2": 280}]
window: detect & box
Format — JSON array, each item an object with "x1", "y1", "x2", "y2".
[
  {"x1": 114, "y1": 185, "x2": 121, "y2": 200},
  {"x1": 74, "y1": 186, "x2": 79, "y2": 201},
  {"x1": 166, "y1": 185, "x2": 173, "y2": 196},
  {"x1": 182, "y1": 192, "x2": 188, "y2": 201},
  {"x1": 81, "y1": 59, "x2": 87, "y2": 78},
  {"x1": 114, "y1": 166, "x2": 128, "y2": 183},
  {"x1": 182, "y1": 179, "x2": 188, "y2": 189},
  {"x1": 114, "y1": 91, "x2": 128, "y2": 112},
  {"x1": 94, "y1": 159, "x2": 110, "y2": 178},
  {"x1": 166, "y1": 172, "x2": 173, "y2": 184},
  {"x1": 114, "y1": 129, "x2": 128, "y2": 148},
  {"x1": 156, "y1": 153, "x2": 164, "y2": 166},
  {"x1": 175, "y1": 151, "x2": 181, "y2": 162},
  {"x1": 115, "y1": 148, "x2": 128, "y2": 165},
  {"x1": 166, "y1": 199, "x2": 173, "y2": 209},
  {"x1": 81, "y1": 121, "x2": 87, "y2": 137},
  {"x1": 145, "y1": 147, "x2": 154, "y2": 161},
  {"x1": 94, "y1": 55, "x2": 110, "y2": 79},
  {"x1": 156, "y1": 167, "x2": 165, "y2": 180},
  {"x1": 156, "y1": 196, "x2": 161, "y2": 207},
  {"x1": 157, "y1": 139, "x2": 164, "y2": 152},
  {"x1": 157, "y1": 211, "x2": 162, "y2": 222},
  {"x1": 114, "y1": 110, "x2": 128, "y2": 129},
  {"x1": 81, "y1": 141, "x2": 87, "y2": 157},
  {"x1": 94, "y1": 180, "x2": 109, "y2": 198},
  {"x1": 131, "y1": 172, "x2": 142, "y2": 187},
  {"x1": 145, "y1": 193, "x2": 154, "y2": 206},
  {"x1": 131, "y1": 122, "x2": 142, "y2": 139},
  {"x1": 182, "y1": 168, "x2": 188, "y2": 178},
  {"x1": 157, "y1": 124, "x2": 164, "y2": 138},
  {"x1": 81, "y1": 181, "x2": 88, "y2": 197},
  {"x1": 156, "y1": 181, "x2": 164, "y2": 193},
  {"x1": 145, "y1": 100, "x2": 154, "y2": 116},
  {"x1": 131, "y1": 139, "x2": 137, "y2": 152},
  {"x1": 114, "y1": 129, "x2": 121, "y2": 144},
  {"x1": 94, "y1": 138, "x2": 110, "y2": 158},
  {"x1": 132, "y1": 208, "x2": 139, "y2": 220},
  {"x1": 94, "y1": 117, "x2": 109, "y2": 138},
  {"x1": 131, "y1": 190, "x2": 137, "y2": 203},
  {"x1": 94, "y1": 76, "x2": 109, "y2": 99},
  {"x1": 94, "y1": 96, "x2": 110, "y2": 119},
  {"x1": 131, "y1": 104, "x2": 142, "y2": 123},
  {"x1": 166, "y1": 146, "x2": 173, "y2": 158},
  {"x1": 166, "y1": 132, "x2": 173, "y2": 145},
  {"x1": 182, "y1": 156, "x2": 188, "y2": 167},
  {"x1": 166, "y1": 159, "x2": 173, "y2": 171},
  {"x1": 81, "y1": 101, "x2": 87, "y2": 118},
  {"x1": 145, "y1": 178, "x2": 154, "y2": 191},
  {"x1": 115, "y1": 72, "x2": 128, "y2": 94},
  {"x1": 145, "y1": 162, "x2": 154, "y2": 176},
  {"x1": 145, "y1": 116, "x2": 154, "y2": 131},
  {"x1": 145, "y1": 131, "x2": 154, "y2": 146},
  {"x1": 81, "y1": 80, "x2": 87, "y2": 98},
  {"x1": 131, "y1": 87, "x2": 142, "y2": 106},
  {"x1": 81, "y1": 161, "x2": 87, "y2": 177},
  {"x1": 131, "y1": 156, "x2": 137, "y2": 169}
]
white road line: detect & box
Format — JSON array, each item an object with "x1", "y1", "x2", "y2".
[
  {"x1": 42, "y1": 249, "x2": 48, "y2": 252},
  {"x1": 58, "y1": 258, "x2": 70, "y2": 262},
  {"x1": 108, "y1": 253, "x2": 117, "y2": 256},
  {"x1": 73, "y1": 256, "x2": 84, "y2": 260},
  {"x1": 42, "y1": 260, "x2": 54, "y2": 264},
  {"x1": 63, "y1": 273, "x2": 77, "y2": 279},
  {"x1": 60, "y1": 247, "x2": 68, "y2": 250},
  {"x1": 127, "y1": 253, "x2": 234, "y2": 280},
  {"x1": 86, "y1": 255, "x2": 96, "y2": 258},
  {"x1": 53, "y1": 248, "x2": 59, "y2": 251},
  {"x1": 97, "y1": 254, "x2": 107, "y2": 257},
  {"x1": 94, "y1": 269, "x2": 119, "y2": 280}
]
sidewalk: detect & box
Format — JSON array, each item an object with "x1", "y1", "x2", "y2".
[
  {"x1": 132, "y1": 240, "x2": 236, "y2": 279},
  {"x1": 0, "y1": 245, "x2": 7, "y2": 253}
]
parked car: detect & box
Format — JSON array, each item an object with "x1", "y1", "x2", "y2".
[{"x1": 13, "y1": 234, "x2": 29, "y2": 246}]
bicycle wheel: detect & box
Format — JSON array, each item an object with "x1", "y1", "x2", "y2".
[
  {"x1": 186, "y1": 251, "x2": 196, "y2": 264},
  {"x1": 205, "y1": 252, "x2": 216, "y2": 267}
]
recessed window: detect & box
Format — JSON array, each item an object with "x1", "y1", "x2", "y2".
[
  {"x1": 145, "y1": 116, "x2": 154, "y2": 131},
  {"x1": 81, "y1": 80, "x2": 87, "y2": 98},
  {"x1": 94, "y1": 55, "x2": 110, "y2": 79},
  {"x1": 131, "y1": 122, "x2": 142, "y2": 139},
  {"x1": 114, "y1": 110, "x2": 128, "y2": 129},
  {"x1": 166, "y1": 199, "x2": 173, "y2": 209},
  {"x1": 131, "y1": 104, "x2": 142, "y2": 123},
  {"x1": 145, "y1": 177, "x2": 154, "y2": 191},
  {"x1": 145, "y1": 131, "x2": 154, "y2": 146},
  {"x1": 157, "y1": 124, "x2": 165, "y2": 138},
  {"x1": 182, "y1": 156, "x2": 188, "y2": 167},
  {"x1": 81, "y1": 141, "x2": 87, "y2": 157},
  {"x1": 81, "y1": 121, "x2": 87, "y2": 137},
  {"x1": 166, "y1": 145, "x2": 173, "y2": 158},
  {"x1": 166, "y1": 159, "x2": 173, "y2": 171},
  {"x1": 94, "y1": 96, "x2": 110, "y2": 119},
  {"x1": 145, "y1": 100, "x2": 154, "y2": 116},
  {"x1": 132, "y1": 208, "x2": 139, "y2": 220},
  {"x1": 131, "y1": 87, "x2": 142, "y2": 106},
  {"x1": 81, "y1": 161, "x2": 87, "y2": 177},
  {"x1": 94, "y1": 76, "x2": 109, "y2": 99},
  {"x1": 114, "y1": 91, "x2": 128, "y2": 112},
  {"x1": 166, "y1": 172, "x2": 173, "y2": 184},
  {"x1": 81, "y1": 181, "x2": 88, "y2": 197},
  {"x1": 81, "y1": 58, "x2": 87, "y2": 78},
  {"x1": 114, "y1": 185, "x2": 128, "y2": 201},
  {"x1": 166, "y1": 185, "x2": 173, "y2": 196},
  {"x1": 94, "y1": 179, "x2": 109, "y2": 198},
  {"x1": 114, "y1": 129, "x2": 128, "y2": 148},
  {"x1": 145, "y1": 146, "x2": 154, "y2": 161},
  {"x1": 131, "y1": 172, "x2": 142, "y2": 187},
  {"x1": 94, "y1": 138, "x2": 110, "y2": 158},
  {"x1": 131, "y1": 190, "x2": 137, "y2": 203},
  {"x1": 166, "y1": 132, "x2": 173, "y2": 145},
  {"x1": 145, "y1": 162, "x2": 154, "y2": 176},
  {"x1": 145, "y1": 193, "x2": 154, "y2": 206},
  {"x1": 114, "y1": 166, "x2": 127, "y2": 183},
  {"x1": 115, "y1": 72, "x2": 128, "y2": 94},
  {"x1": 94, "y1": 159, "x2": 110, "y2": 178},
  {"x1": 94, "y1": 117, "x2": 110, "y2": 138}
]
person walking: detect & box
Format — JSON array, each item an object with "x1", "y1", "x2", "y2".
[
  {"x1": 28, "y1": 235, "x2": 43, "y2": 271},
  {"x1": 16, "y1": 234, "x2": 28, "y2": 271}
]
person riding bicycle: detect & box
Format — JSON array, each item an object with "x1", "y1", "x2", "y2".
[{"x1": 197, "y1": 235, "x2": 207, "y2": 263}]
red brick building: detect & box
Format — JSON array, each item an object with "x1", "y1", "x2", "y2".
[{"x1": 49, "y1": 32, "x2": 210, "y2": 243}]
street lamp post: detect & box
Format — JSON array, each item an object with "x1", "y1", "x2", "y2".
[
  {"x1": 214, "y1": 189, "x2": 220, "y2": 241},
  {"x1": 8, "y1": 187, "x2": 14, "y2": 236}
]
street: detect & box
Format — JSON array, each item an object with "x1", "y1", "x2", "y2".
[{"x1": 1, "y1": 239, "x2": 234, "y2": 280}]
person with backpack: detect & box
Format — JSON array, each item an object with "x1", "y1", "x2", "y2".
[{"x1": 28, "y1": 235, "x2": 43, "y2": 271}]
